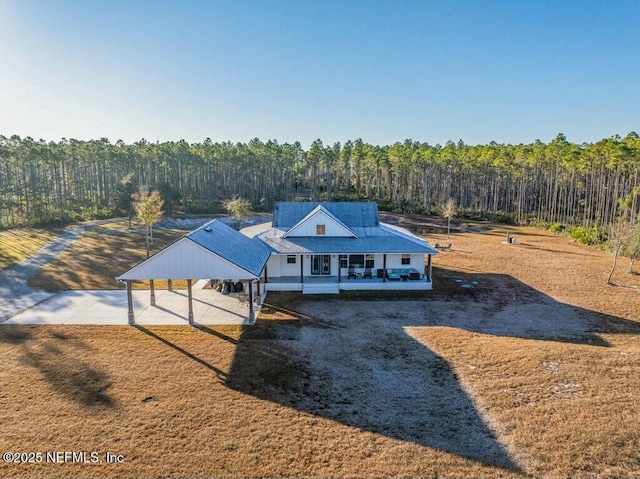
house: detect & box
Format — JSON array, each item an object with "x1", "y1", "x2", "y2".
[
  {"x1": 244, "y1": 202, "x2": 438, "y2": 294},
  {"x1": 116, "y1": 202, "x2": 437, "y2": 322}
]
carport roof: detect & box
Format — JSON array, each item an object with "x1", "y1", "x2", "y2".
[
  {"x1": 187, "y1": 220, "x2": 271, "y2": 276},
  {"x1": 117, "y1": 220, "x2": 270, "y2": 281}
]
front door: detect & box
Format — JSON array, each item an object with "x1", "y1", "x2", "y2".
[{"x1": 311, "y1": 255, "x2": 331, "y2": 275}]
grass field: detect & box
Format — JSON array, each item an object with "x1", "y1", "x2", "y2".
[
  {"x1": 0, "y1": 228, "x2": 64, "y2": 269},
  {"x1": 27, "y1": 224, "x2": 187, "y2": 291},
  {"x1": 2, "y1": 218, "x2": 640, "y2": 478}
]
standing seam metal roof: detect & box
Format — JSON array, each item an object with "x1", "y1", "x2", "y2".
[
  {"x1": 187, "y1": 220, "x2": 271, "y2": 277},
  {"x1": 273, "y1": 202, "x2": 379, "y2": 229}
]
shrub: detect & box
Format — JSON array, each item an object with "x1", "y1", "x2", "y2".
[
  {"x1": 550, "y1": 223, "x2": 566, "y2": 234},
  {"x1": 569, "y1": 225, "x2": 606, "y2": 245}
]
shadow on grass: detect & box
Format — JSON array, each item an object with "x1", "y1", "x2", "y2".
[
  {"x1": 133, "y1": 325, "x2": 228, "y2": 380},
  {"x1": 0, "y1": 325, "x2": 115, "y2": 408},
  {"x1": 225, "y1": 272, "x2": 640, "y2": 473}
]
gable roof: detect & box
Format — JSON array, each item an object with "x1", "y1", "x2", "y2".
[
  {"x1": 284, "y1": 204, "x2": 357, "y2": 238},
  {"x1": 117, "y1": 219, "x2": 270, "y2": 281},
  {"x1": 186, "y1": 220, "x2": 271, "y2": 276},
  {"x1": 272, "y1": 202, "x2": 379, "y2": 229}
]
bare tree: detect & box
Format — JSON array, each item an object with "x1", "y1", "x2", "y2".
[
  {"x1": 442, "y1": 198, "x2": 457, "y2": 239},
  {"x1": 133, "y1": 187, "x2": 164, "y2": 257},
  {"x1": 223, "y1": 197, "x2": 252, "y2": 230}
]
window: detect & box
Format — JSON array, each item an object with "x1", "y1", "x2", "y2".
[
  {"x1": 365, "y1": 254, "x2": 374, "y2": 268},
  {"x1": 348, "y1": 254, "x2": 364, "y2": 268},
  {"x1": 316, "y1": 224, "x2": 326, "y2": 235},
  {"x1": 287, "y1": 255, "x2": 296, "y2": 264},
  {"x1": 339, "y1": 254, "x2": 348, "y2": 268},
  {"x1": 401, "y1": 254, "x2": 411, "y2": 265}
]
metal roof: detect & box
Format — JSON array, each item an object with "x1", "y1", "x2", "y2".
[
  {"x1": 187, "y1": 220, "x2": 271, "y2": 276},
  {"x1": 272, "y1": 202, "x2": 380, "y2": 229},
  {"x1": 258, "y1": 226, "x2": 438, "y2": 255}
]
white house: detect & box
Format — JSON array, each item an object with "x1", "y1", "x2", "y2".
[
  {"x1": 242, "y1": 202, "x2": 438, "y2": 294},
  {"x1": 116, "y1": 202, "x2": 438, "y2": 322}
]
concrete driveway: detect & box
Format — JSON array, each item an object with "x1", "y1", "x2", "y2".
[{"x1": 3, "y1": 288, "x2": 260, "y2": 326}]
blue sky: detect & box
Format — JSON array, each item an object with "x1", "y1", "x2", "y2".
[{"x1": 1, "y1": 0, "x2": 638, "y2": 147}]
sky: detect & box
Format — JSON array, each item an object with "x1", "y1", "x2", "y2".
[{"x1": 1, "y1": 0, "x2": 639, "y2": 147}]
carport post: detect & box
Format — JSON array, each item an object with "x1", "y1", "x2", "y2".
[
  {"x1": 126, "y1": 280, "x2": 135, "y2": 325},
  {"x1": 427, "y1": 254, "x2": 432, "y2": 281},
  {"x1": 248, "y1": 280, "x2": 255, "y2": 322},
  {"x1": 167, "y1": 279, "x2": 173, "y2": 292},
  {"x1": 187, "y1": 279, "x2": 194, "y2": 325},
  {"x1": 149, "y1": 279, "x2": 156, "y2": 306},
  {"x1": 256, "y1": 279, "x2": 262, "y2": 305}
]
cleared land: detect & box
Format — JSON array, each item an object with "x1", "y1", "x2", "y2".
[
  {"x1": 0, "y1": 228, "x2": 64, "y2": 269},
  {"x1": 2, "y1": 219, "x2": 640, "y2": 478},
  {"x1": 27, "y1": 222, "x2": 187, "y2": 291}
]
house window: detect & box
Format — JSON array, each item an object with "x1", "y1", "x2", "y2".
[
  {"x1": 348, "y1": 254, "x2": 364, "y2": 268},
  {"x1": 316, "y1": 224, "x2": 326, "y2": 235},
  {"x1": 365, "y1": 254, "x2": 374, "y2": 268},
  {"x1": 287, "y1": 255, "x2": 296, "y2": 264},
  {"x1": 401, "y1": 254, "x2": 411, "y2": 265},
  {"x1": 339, "y1": 255, "x2": 348, "y2": 268}
]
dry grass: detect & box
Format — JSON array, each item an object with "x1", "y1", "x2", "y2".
[
  {"x1": 3, "y1": 219, "x2": 640, "y2": 478},
  {"x1": 27, "y1": 226, "x2": 186, "y2": 291},
  {"x1": 0, "y1": 228, "x2": 64, "y2": 269}
]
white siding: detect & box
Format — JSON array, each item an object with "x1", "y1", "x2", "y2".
[
  {"x1": 117, "y1": 238, "x2": 257, "y2": 280},
  {"x1": 266, "y1": 255, "x2": 282, "y2": 277},
  {"x1": 384, "y1": 253, "x2": 424, "y2": 269},
  {"x1": 285, "y1": 210, "x2": 354, "y2": 237},
  {"x1": 281, "y1": 254, "x2": 302, "y2": 276}
]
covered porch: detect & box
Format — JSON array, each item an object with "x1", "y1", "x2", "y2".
[{"x1": 264, "y1": 273, "x2": 433, "y2": 293}]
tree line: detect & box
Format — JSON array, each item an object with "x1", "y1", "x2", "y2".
[{"x1": 0, "y1": 133, "x2": 638, "y2": 231}]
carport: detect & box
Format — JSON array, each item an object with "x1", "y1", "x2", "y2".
[{"x1": 116, "y1": 220, "x2": 271, "y2": 325}]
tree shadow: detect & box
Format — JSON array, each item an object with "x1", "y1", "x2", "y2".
[
  {"x1": 0, "y1": 325, "x2": 115, "y2": 408},
  {"x1": 225, "y1": 272, "x2": 640, "y2": 473}
]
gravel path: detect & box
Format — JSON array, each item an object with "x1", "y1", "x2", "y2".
[{"x1": 0, "y1": 220, "x2": 123, "y2": 322}]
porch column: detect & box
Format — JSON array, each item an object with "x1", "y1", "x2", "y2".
[
  {"x1": 167, "y1": 279, "x2": 173, "y2": 292},
  {"x1": 264, "y1": 265, "x2": 268, "y2": 284},
  {"x1": 383, "y1": 254, "x2": 387, "y2": 282},
  {"x1": 256, "y1": 279, "x2": 262, "y2": 305},
  {"x1": 126, "y1": 280, "x2": 135, "y2": 325},
  {"x1": 338, "y1": 258, "x2": 341, "y2": 283},
  {"x1": 187, "y1": 279, "x2": 194, "y2": 325},
  {"x1": 149, "y1": 279, "x2": 156, "y2": 306},
  {"x1": 248, "y1": 280, "x2": 255, "y2": 322},
  {"x1": 427, "y1": 254, "x2": 432, "y2": 282},
  {"x1": 300, "y1": 255, "x2": 304, "y2": 283}
]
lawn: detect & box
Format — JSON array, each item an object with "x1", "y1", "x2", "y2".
[
  {"x1": 0, "y1": 227, "x2": 64, "y2": 269},
  {"x1": 2, "y1": 218, "x2": 640, "y2": 478}
]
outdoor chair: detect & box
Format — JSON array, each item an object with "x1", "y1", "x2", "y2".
[
  {"x1": 409, "y1": 271, "x2": 421, "y2": 280},
  {"x1": 364, "y1": 267, "x2": 372, "y2": 279},
  {"x1": 348, "y1": 265, "x2": 357, "y2": 279}
]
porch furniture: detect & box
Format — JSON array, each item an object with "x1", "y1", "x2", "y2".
[
  {"x1": 364, "y1": 267, "x2": 372, "y2": 279},
  {"x1": 409, "y1": 271, "x2": 422, "y2": 280},
  {"x1": 348, "y1": 265, "x2": 357, "y2": 279},
  {"x1": 376, "y1": 268, "x2": 385, "y2": 278},
  {"x1": 387, "y1": 270, "x2": 401, "y2": 281}
]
